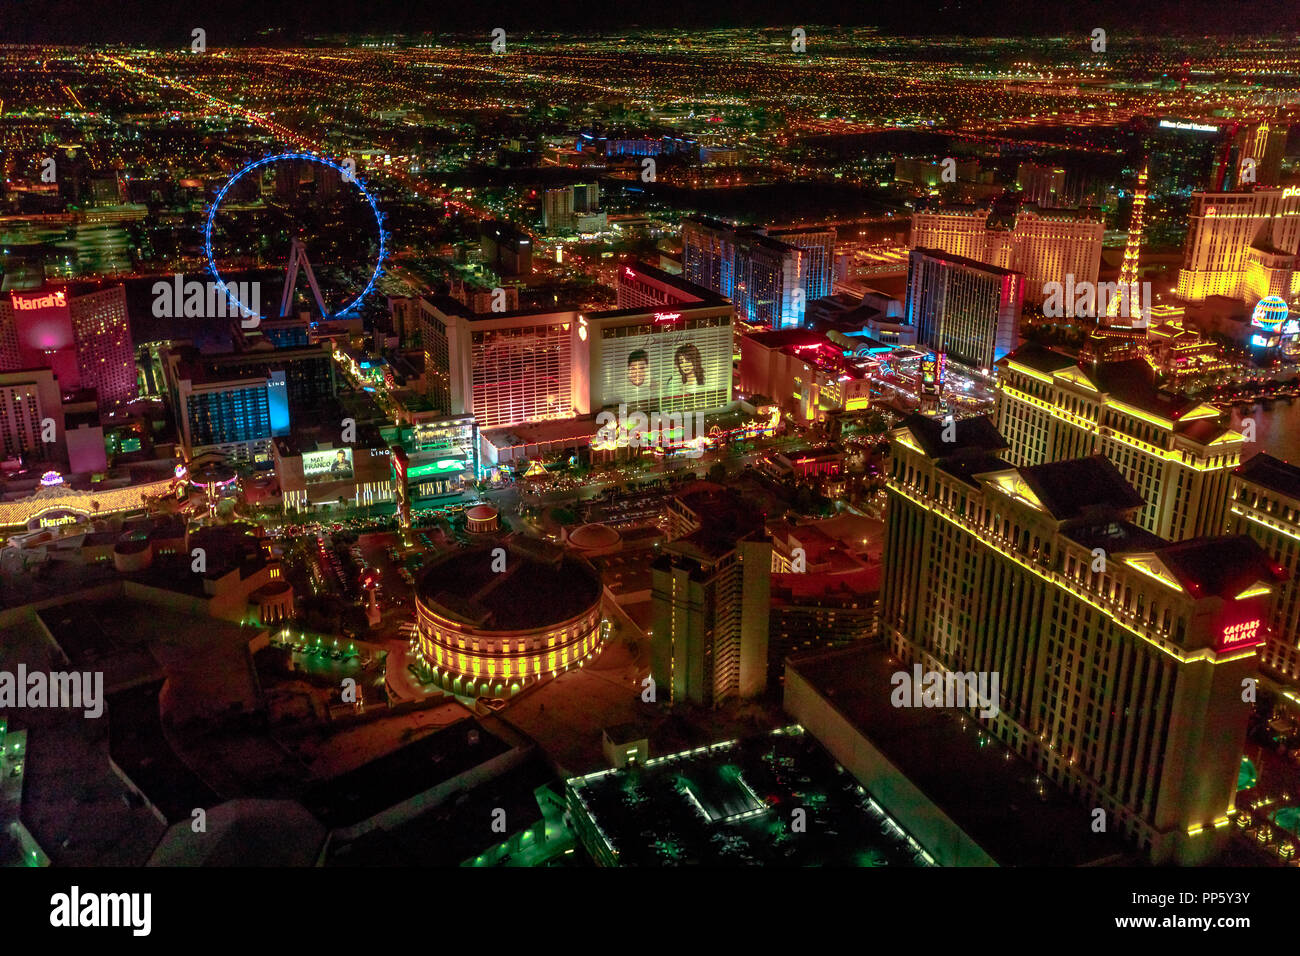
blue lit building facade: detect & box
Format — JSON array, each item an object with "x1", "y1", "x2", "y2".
[
  {"x1": 163, "y1": 344, "x2": 335, "y2": 462},
  {"x1": 682, "y1": 217, "x2": 832, "y2": 330}
]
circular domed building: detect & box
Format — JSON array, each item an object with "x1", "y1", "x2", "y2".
[
  {"x1": 566, "y1": 522, "x2": 622, "y2": 556},
  {"x1": 413, "y1": 539, "x2": 604, "y2": 697},
  {"x1": 465, "y1": 503, "x2": 499, "y2": 533},
  {"x1": 112, "y1": 531, "x2": 152, "y2": 572}
]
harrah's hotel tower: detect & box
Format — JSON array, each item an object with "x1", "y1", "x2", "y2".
[{"x1": 0, "y1": 286, "x2": 134, "y2": 413}]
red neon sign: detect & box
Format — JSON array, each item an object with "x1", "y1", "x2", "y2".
[
  {"x1": 624, "y1": 267, "x2": 636, "y2": 278},
  {"x1": 654, "y1": 312, "x2": 682, "y2": 323},
  {"x1": 11, "y1": 290, "x2": 67, "y2": 311},
  {"x1": 1219, "y1": 619, "x2": 1262, "y2": 649}
]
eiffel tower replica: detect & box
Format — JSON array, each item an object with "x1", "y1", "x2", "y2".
[{"x1": 1084, "y1": 163, "x2": 1151, "y2": 367}]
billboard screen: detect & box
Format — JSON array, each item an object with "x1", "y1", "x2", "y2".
[
  {"x1": 303, "y1": 447, "x2": 354, "y2": 482},
  {"x1": 920, "y1": 352, "x2": 946, "y2": 388},
  {"x1": 407, "y1": 457, "x2": 468, "y2": 481},
  {"x1": 600, "y1": 319, "x2": 730, "y2": 413}
]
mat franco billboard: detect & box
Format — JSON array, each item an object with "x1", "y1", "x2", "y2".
[{"x1": 302, "y1": 447, "x2": 354, "y2": 482}]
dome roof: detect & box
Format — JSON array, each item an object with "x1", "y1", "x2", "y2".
[
  {"x1": 466, "y1": 504, "x2": 498, "y2": 521},
  {"x1": 416, "y1": 542, "x2": 600, "y2": 631},
  {"x1": 568, "y1": 522, "x2": 622, "y2": 551}
]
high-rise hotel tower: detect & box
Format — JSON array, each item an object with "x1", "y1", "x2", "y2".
[
  {"x1": 995, "y1": 343, "x2": 1242, "y2": 542},
  {"x1": 910, "y1": 199, "x2": 1103, "y2": 305},
  {"x1": 904, "y1": 248, "x2": 1023, "y2": 370},
  {"x1": 651, "y1": 484, "x2": 772, "y2": 706},
  {"x1": 1227, "y1": 453, "x2": 1300, "y2": 691},
  {"x1": 682, "y1": 217, "x2": 833, "y2": 329},
  {"x1": 1175, "y1": 187, "x2": 1300, "y2": 303},
  {"x1": 881, "y1": 412, "x2": 1283, "y2": 863},
  {"x1": 1, "y1": 285, "x2": 135, "y2": 413}
]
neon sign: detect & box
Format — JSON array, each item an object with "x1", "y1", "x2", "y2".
[
  {"x1": 1284, "y1": 187, "x2": 1300, "y2": 199},
  {"x1": 1159, "y1": 120, "x2": 1217, "y2": 132},
  {"x1": 11, "y1": 291, "x2": 67, "y2": 311},
  {"x1": 624, "y1": 267, "x2": 636, "y2": 278},
  {"x1": 1219, "y1": 619, "x2": 1262, "y2": 649},
  {"x1": 654, "y1": 312, "x2": 682, "y2": 323},
  {"x1": 1251, "y1": 296, "x2": 1288, "y2": 331}
]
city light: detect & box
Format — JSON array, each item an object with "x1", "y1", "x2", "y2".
[{"x1": 0, "y1": 7, "x2": 1296, "y2": 895}]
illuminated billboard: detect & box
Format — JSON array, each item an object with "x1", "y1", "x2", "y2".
[
  {"x1": 302, "y1": 447, "x2": 354, "y2": 482},
  {"x1": 919, "y1": 352, "x2": 946, "y2": 392},
  {"x1": 406, "y1": 457, "x2": 468, "y2": 481},
  {"x1": 1251, "y1": 296, "x2": 1289, "y2": 331},
  {"x1": 413, "y1": 417, "x2": 476, "y2": 453},
  {"x1": 1158, "y1": 119, "x2": 1218, "y2": 133},
  {"x1": 600, "y1": 320, "x2": 731, "y2": 414}
]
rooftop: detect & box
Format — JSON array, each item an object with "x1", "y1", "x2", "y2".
[
  {"x1": 325, "y1": 752, "x2": 558, "y2": 867},
  {"x1": 787, "y1": 645, "x2": 1134, "y2": 866},
  {"x1": 1236, "y1": 452, "x2": 1300, "y2": 501},
  {"x1": 1000, "y1": 341, "x2": 1077, "y2": 376},
  {"x1": 911, "y1": 246, "x2": 1021, "y2": 277},
  {"x1": 1155, "y1": 535, "x2": 1287, "y2": 600},
  {"x1": 568, "y1": 727, "x2": 933, "y2": 867},
  {"x1": 148, "y1": 799, "x2": 326, "y2": 867},
  {"x1": 1018, "y1": 455, "x2": 1146, "y2": 521},
  {"x1": 1001, "y1": 345, "x2": 1224, "y2": 428},
  {"x1": 669, "y1": 483, "x2": 768, "y2": 561},
  {"x1": 301, "y1": 718, "x2": 510, "y2": 830},
  {"x1": 568, "y1": 522, "x2": 622, "y2": 551},
  {"x1": 771, "y1": 565, "x2": 879, "y2": 604},
  {"x1": 1092, "y1": 360, "x2": 1202, "y2": 421},
  {"x1": 480, "y1": 415, "x2": 600, "y2": 449},
  {"x1": 896, "y1": 412, "x2": 1008, "y2": 459},
  {"x1": 937, "y1": 451, "x2": 1013, "y2": 487},
  {"x1": 1063, "y1": 519, "x2": 1167, "y2": 554},
  {"x1": 416, "y1": 537, "x2": 602, "y2": 630}
]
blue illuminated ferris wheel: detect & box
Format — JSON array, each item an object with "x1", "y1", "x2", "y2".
[{"x1": 204, "y1": 152, "x2": 387, "y2": 320}]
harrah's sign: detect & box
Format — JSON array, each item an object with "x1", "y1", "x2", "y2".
[{"x1": 11, "y1": 290, "x2": 67, "y2": 311}]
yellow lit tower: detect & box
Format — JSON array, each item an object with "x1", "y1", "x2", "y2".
[{"x1": 1106, "y1": 161, "x2": 1149, "y2": 324}]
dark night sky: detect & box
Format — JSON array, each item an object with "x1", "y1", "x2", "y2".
[{"x1": 3, "y1": 0, "x2": 1298, "y2": 43}]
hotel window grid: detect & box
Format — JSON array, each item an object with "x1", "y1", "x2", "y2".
[
  {"x1": 187, "y1": 386, "x2": 271, "y2": 447},
  {"x1": 0, "y1": 385, "x2": 42, "y2": 458},
  {"x1": 470, "y1": 323, "x2": 573, "y2": 428},
  {"x1": 882, "y1": 434, "x2": 1267, "y2": 858}
]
